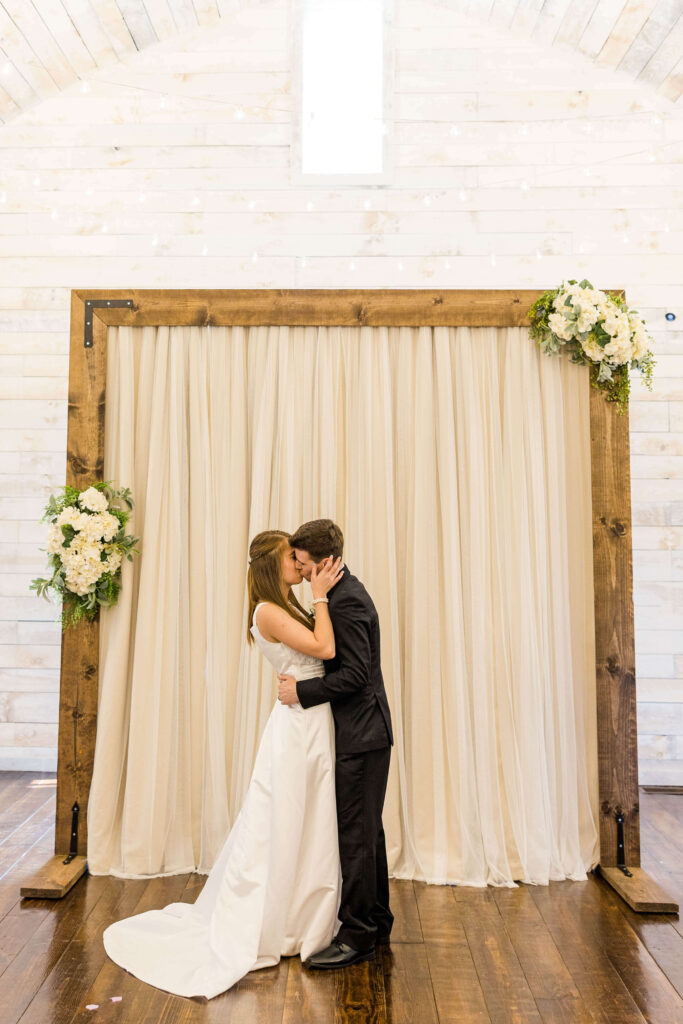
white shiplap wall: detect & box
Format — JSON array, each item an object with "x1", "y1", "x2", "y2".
[{"x1": 0, "y1": 0, "x2": 682, "y2": 781}]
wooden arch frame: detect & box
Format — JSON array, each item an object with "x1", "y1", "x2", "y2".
[{"x1": 22, "y1": 288, "x2": 677, "y2": 913}]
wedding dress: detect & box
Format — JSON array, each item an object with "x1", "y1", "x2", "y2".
[{"x1": 102, "y1": 604, "x2": 341, "y2": 999}]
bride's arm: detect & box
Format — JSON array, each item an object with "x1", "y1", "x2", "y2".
[{"x1": 256, "y1": 558, "x2": 342, "y2": 659}]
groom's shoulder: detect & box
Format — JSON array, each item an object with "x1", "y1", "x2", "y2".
[{"x1": 336, "y1": 573, "x2": 376, "y2": 614}]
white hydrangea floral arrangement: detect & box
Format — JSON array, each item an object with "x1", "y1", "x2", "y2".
[
  {"x1": 528, "y1": 279, "x2": 655, "y2": 412},
  {"x1": 30, "y1": 481, "x2": 139, "y2": 628}
]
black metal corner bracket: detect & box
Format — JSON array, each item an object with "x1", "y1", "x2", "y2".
[
  {"x1": 615, "y1": 807, "x2": 633, "y2": 877},
  {"x1": 62, "y1": 801, "x2": 79, "y2": 865},
  {"x1": 83, "y1": 298, "x2": 134, "y2": 348}
]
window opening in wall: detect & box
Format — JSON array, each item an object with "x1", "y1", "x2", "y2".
[{"x1": 293, "y1": 0, "x2": 393, "y2": 185}]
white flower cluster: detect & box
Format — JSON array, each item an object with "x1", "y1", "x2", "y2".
[
  {"x1": 46, "y1": 494, "x2": 123, "y2": 597},
  {"x1": 547, "y1": 282, "x2": 652, "y2": 368}
]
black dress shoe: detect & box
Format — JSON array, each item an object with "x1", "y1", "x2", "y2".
[{"x1": 304, "y1": 939, "x2": 376, "y2": 970}]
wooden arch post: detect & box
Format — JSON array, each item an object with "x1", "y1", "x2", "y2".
[{"x1": 21, "y1": 289, "x2": 677, "y2": 913}]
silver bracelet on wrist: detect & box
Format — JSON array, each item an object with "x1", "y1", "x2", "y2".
[{"x1": 312, "y1": 597, "x2": 329, "y2": 604}]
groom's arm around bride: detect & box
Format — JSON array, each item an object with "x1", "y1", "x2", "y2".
[{"x1": 278, "y1": 519, "x2": 394, "y2": 968}]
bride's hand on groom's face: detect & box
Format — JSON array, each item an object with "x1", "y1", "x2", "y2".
[{"x1": 310, "y1": 556, "x2": 343, "y2": 598}]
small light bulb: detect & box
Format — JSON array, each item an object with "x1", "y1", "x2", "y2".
[
  {"x1": 306, "y1": 201, "x2": 314, "y2": 211},
  {"x1": 2, "y1": 62, "x2": 12, "y2": 76},
  {"x1": 151, "y1": 234, "x2": 159, "y2": 246},
  {"x1": 458, "y1": 189, "x2": 467, "y2": 201},
  {"x1": 535, "y1": 249, "x2": 542, "y2": 261},
  {"x1": 349, "y1": 261, "x2": 356, "y2": 271},
  {"x1": 33, "y1": 175, "x2": 41, "y2": 187},
  {"x1": 248, "y1": 200, "x2": 256, "y2": 211},
  {"x1": 397, "y1": 261, "x2": 404, "y2": 272},
  {"x1": 101, "y1": 223, "x2": 108, "y2": 233},
  {"x1": 80, "y1": 81, "x2": 90, "y2": 94},
  {"x1": 86, "y1": 186, "x2": 94, "y2": 195},
  {"x1": 0, "y1": 192, "x2": 6, "y2": 203},
  {"x1": 50, "y1": 209, "x2": 58, "y2": 221},
  {"x1": 234, "y1": 107, "x2": 245, "y2": 120},
  {"x1": 201, "y1": 245, "x2": 208, "y2": 256},
  {"x1": 519, "y1": 123, "x2": 529, "y2": 136},
  {"x1": 191, "y1": 195, "x2": 201, "y2": 206},
  {"x1": 159, "y1": 96, "x2": 167, "y2": 109},
  {"x1": 138, "y1": 192, "x2": 146, "y2": 203},
  {"x1": 490, "y1": 253, "x2": 497, "y2": 267},
  {"x1": 450, "y1": 125, "x2": 460, "y2": 136},
  {"x1": 423, "y1": 195, "x2": 432, "y2": 206},
  {"x1": 520, "y1": 180, "x2": 530, "y2": 192},
  {"x1": 251, "y1": 251, "x2": 259, "y2": 262},
  {"x1": 363, "y1": 199, "x2": 372, "y2": 210},
  {"x1": 300, "y1": 257, "x2": 307, "y2": 268}
]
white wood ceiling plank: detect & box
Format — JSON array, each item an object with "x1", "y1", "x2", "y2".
[
  {"x1": 141, "y1": 0, "x2": 181, "y2": 38},
  {"x1": 58, "y1": 0, "x2": 118, "y2": 65},
  {"x1": 531, "y1": 0, "x2": 574, "y2": 43},
  {"x1": 618, "y1": 0, "x2": 683, "y2": 76},
  {"x1": 578, "y1": 0, "x2": 629, "y2": 58},
  {"x1": 598, "y1": 0, "x2": 660, "y2": 66},
  {"x1": 167, "y1": 0, "x2": 199, "y2": 32},
  {"x1": 555, "y1": 0, "x2": 603, "y2": 49},
  {"x1": 0, "y1": 48, "x2": 37, "y2": 107},
  {"x1": 30, "y1": 0, "x2": 97, "y2": 76},
  {"x1": 0, "y1": 0, "x2": 77, "y2": 89},
  {"x1": 0, "y1": 6, "x2": 59, "y2": 98},
  {"x1": 639, "y1": 12, "x2": 683, "y2": 86},
  {"x1": 90, "y1": 0, "x2": 148, "y2": 54},
  {"x1": 193, "y1": 0, "x2": 221, "y2": 26},
  {"x1": 659, "y1": 53, "x2": 682, "y2": 99},
  {"x1": 0, "y1": 80, "x2": 20, "y2": 119}
]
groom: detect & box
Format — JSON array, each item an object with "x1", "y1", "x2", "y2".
[{"x1": 277, "y1": 518, "x2": 394, "y2": 968}]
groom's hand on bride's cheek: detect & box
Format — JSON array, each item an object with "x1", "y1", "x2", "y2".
[{"x1": 278, "y1": 674, "x2": 298, "y2": 705}]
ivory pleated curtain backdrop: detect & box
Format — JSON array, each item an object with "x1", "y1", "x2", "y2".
[{"x1": 87, "y1": 323, "x2": 600, "y2": 886}]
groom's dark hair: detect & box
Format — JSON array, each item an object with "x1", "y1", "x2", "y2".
[{"x1": 289, "y1": 519, "x2": 344, "y2": 561}]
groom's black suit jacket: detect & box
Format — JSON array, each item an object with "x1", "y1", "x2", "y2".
[{"x1": 296, "y1": 567, "x2": 393, "y2": 754}]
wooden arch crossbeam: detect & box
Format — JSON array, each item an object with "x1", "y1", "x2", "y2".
[{"x1": 21, "y1": 289, "x2": 678, "y2": 914}]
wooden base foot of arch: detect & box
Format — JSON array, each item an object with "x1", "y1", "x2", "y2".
[
  {"x1": 596, "y1": 865, "x2": 679, "y2": 913},
  {"x1": 20, "y1": 855, "x2": 87, "y2": 900}
]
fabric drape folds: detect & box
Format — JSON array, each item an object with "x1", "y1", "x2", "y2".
[{"x1": 87, "y1": 324, "x2": 599, "y2": 886}]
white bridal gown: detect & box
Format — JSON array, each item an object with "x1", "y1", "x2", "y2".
[{"x1": 102, "y1": 605, "x2": 341, "y2": 999}]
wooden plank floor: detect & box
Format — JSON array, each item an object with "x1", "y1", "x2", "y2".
[{"x1": 1, "y1": 773, "x2": 682, "y2": 1024}]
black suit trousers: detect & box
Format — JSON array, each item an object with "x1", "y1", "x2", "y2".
[{"x1": 334, "y1": 746, "x2": 393, "y2": 952}]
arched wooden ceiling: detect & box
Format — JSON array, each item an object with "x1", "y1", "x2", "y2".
[{"x1": 0, "y1": 0, "x2": 681, "y2": 124}]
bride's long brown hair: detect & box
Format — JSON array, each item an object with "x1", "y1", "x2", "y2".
[{"x1": 246, "y1": 530, "x2": 313, "y2": 644}]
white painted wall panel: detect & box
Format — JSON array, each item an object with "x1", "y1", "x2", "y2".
[{"x1": 0, "y1": 0, "x2": 681, "y2": 780}]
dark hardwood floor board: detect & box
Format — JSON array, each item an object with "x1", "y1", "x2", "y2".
[
  {"x1": 592, "y1": 869, "x2": 683, "y2": 1003},
  {"x1": 0, "y1": 774, "x2": 33, "y2": 817},
  {"x1": 379, "y1": 942, "x2": 438, "y2": 1024},
  {"x1": 424, "y1": 939, "x2": 491, "y2": 1023},
  {"x1": 414, "y1": 879, "x2": 466, "y2": 943},
  {"x1": 0, "y1": 827, "x2": 56, "y2": 925},
  {"x1": 531, "y1": 882, "x2": 649, "y2": 1024},
  {"x1": 564, "y1": 875, "x2": 683, "y2": 1022},
  {"x1": 0, "y1": 784, "x2": 57, "y2": 849},
  {"x1": 334, "y1": 957, "x2": 387, "y2": 1024},
  {"x1": 452, "y1": 887, "x2": 544, "y2": 1024},
  {"x1": 62, "y1": 872, "x2": 194, "y2": 1024},
  {"x1": 282, "y1": 955, "x2": 336, "y2": 1024},
  {"x1": 386, "y1": 880, "x2": 422, "y2": 943},
  {"x1": 491, "y1": 885, "x2": 594, "y2": 1024},
  {"x1": 215, "y1": 960, "x2": 290, "y2": 1024},
  {"x1": 0, "y1": 874, "x2": 113, "y2": 1022},
  {"x1": 16, "y1": 874, "x2": 170, "y2": 1024}
]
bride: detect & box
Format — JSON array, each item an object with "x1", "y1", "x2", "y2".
[{"x1": 102, "y1": 529, "x2": 344, "y2": 999}]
